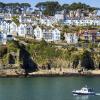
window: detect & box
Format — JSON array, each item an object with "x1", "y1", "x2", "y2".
[{"x1": 37, "y1": 31, "x2": 40, "y2": 37}]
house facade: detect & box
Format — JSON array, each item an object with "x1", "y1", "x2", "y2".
[
  {"x1": 83, "y1": 30, "x2": 97, "y2": 42},
  {"x1": 64, "y1": 19, "x2": 100, "y2": 26},
  {"x1": 52, "y1": 28, "x2": 61, "y2": 41},
  {"x1": 65, "y1": 33, "x2": 78, "y2": 44},
  {"x1": 0, "y1": 21, "x2": 9, "y2": 34},
  {"x1": 17, "y1": 24, "x2": 27, "y2": 37},
  {"x1": 54, "y1": 11, "x2": 64, "y2": 21},
  {"x1": 34, "y1": 26, "x2": 43, "y2": 40},
  {"x1": 43, "y1": 31, "x2": 53, "y2": 41},
  {"x1": 26, "y1": 24, "x2": 33, "y2": 35},
  {"x1": 42, "y1": 28, "x2": 61, "y2": 42},
  {"x1": 34, "y1": 26, "x2": 61, "y2": 42},
  {"x1": 10, "y1": 22, "x2": 18, "y2": 36},
  {"x1": 0, "y1": 32, "x2": 7, "y2": 45},
  {"x1": 19, "y1": 15, "x2": 32, "y2": 23}
]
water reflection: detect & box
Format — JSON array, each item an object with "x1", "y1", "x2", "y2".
[{"x1": 74, "y1": 95, "x2": 89, "y2": 100}]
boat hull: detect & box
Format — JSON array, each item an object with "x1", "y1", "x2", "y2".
[{"x1": 72, "y1": 91, "x2": 95, "y2": 95}]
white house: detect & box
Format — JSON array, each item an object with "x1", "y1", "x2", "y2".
[
  {"x1": 43, "y1": 28, "x2": 61, "y2": 42},
  {"x1": 96, "y1": 32, "x2": 100, "y2": 37},
  {"x1": 17, "y1": 24, "x2": 27, "y2": 37},
  {"x1": 19, "y1": 15, "x2": 32, "y2": 23},
  {"x1": 83, "y1": 30, "x2": 97, "y2": 42},
  {"x1": 52, "y1": 28, "x2": 61, "y2": 41},
  {"x1": 34, "y1": 26, "x2": 61, "y2": 42},
  {"x1": 4, "y1": 13, "x2": 12, "y2": 21},
  {"x1": 40, "y1": 18, "x2": 52, "y2": 26},
  {"x1": 0, "y1": 32, "x2": 7, "y2": 45},
  {"x1": 55, "y1": 11, "x2": 64, "y2": 21},
  {"x1": 65, "y1": 33, "x2": 78, "y2": 44},
  {"x1": 0, "y1": 21, "x2": 9, "y2": 34},
  {"x1": 40, "y1": 16, "x2": 56, "y2": 26},
  {"x1": 34, "y1": 26, "x2": 43, "y2": 40},
  {"x1": 10, "y1": 22, "x2": 18, "y2": 36},
  {"x1": 26, "y1": 24, "x2": 33, "y2": 35},
  {"x1": 43, "y1": 30, "x2": 53, "y2": 42}
]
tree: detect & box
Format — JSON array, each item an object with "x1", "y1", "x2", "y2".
[
  {"x1": 62, "y1": 2, "x2": 97, "y2": 12},
  {"x1": 61, "y1": 33, "x2": 65, "y2": 41},
  {"x1": 21, "y1": 3, "x2": 31, "y2": 10},
  {"x1": 0, "y1": 46, "x2": 7, "y2": 58},
  {"x1": 20, "y1": 3, "x2": 31, "y2": 13},
  {"x1": 0, "y1": 2, "x2": 5, "y2": 8},
  {"x1": 62, "y1": 25, "x2": 75, "y2": 33},
  {"x1": 40, "y1": 39, "x2": 48, "y2": 48},
  {"x1": 35, "y1": 2, "x2": 46, "y2": 11},
  {"x1": 81, "y1": 50, "x2": 94, "y2": 70},
  {"x1": 0, "y1": 2, "x2": 5, "y2": 13},
  {"x1": 62, "y1": 25, "x2": 69, "y2": 33},
  {"x1": 35, "y1": 1, "x2": 61, "y2": 16},
  {"x1": 62, "y1": 4, "x2": 69, "y2": 10},
  {"x1": 12, "y1": 16, "x2": 20, "y2": 26}
]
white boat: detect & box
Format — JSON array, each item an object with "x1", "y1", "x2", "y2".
[{"x1": 72, "y1": 86, "x2": 95, "y2": 95}]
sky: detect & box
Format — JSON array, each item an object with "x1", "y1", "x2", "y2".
[{"x1": 0, "y1": 0, "x2": 100, "y2": 9}]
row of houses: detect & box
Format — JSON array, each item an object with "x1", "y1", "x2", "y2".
[
  {"x1": 1, "y1": 13, "x2": 100, "y2": 27},
  {"x1": 0, "y1": 20, "x2": 61, "y2": 40},
  {"x1": 1, "y1": 28, "x2": 100, "y2": 45},
  {"x1": 0, "y1": 20, "x2": 79, "y2": 45},
  {"x1": 55, "y1": 9, "x2": 98, "y2": 20},
  {"x1": 0, "y1": 21, "x2": 33, "y2": 37},
  {"x1": 54, "y1": 10, "x2": 100, "y2": 26},
  {"x1": 0, "y1": 16, "x2": 100, "y2": 45},
  {"x1": 17, "y1": 13, "x2": 100, "y2": 27},
  {"x1": 64, "y1": 18, "x2": 100, "y2": 26},
  {"x1": 38, "y1": 14, "x2": 100, "y2": 26}
]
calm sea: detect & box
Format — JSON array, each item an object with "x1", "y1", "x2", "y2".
[{"x1": 0, "y1": 76, "x2": 100, "y2": 100}]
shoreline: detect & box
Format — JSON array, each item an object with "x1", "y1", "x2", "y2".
[
  {"x1": 1, "y1": 73, "x2": 100, "y2": 78},
  {"x1": 0, "y1": 68, "x2": 100, "y2": 77}
]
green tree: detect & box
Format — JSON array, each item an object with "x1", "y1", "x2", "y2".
[
  {"x1": 12, "y1": 16, "x2": 20, "y2": 26},
  {"x1": 62, "y1": 2, "x2": 97, "y2": 12},
  {"x1": 21, "y1": 3, "x2": 31, "y2": 11},
  {"x1": 81, "y1": 50, "x2": 95, "y2": 70},
  {"x1": 61, "y1": 33, "x2": 65, "y2": 41},
  {"x1": 62, "y1": 4, "x2": 69, "y2": 10},
  {"x1": 35, "y1": 1, "x2": 61, "y2": 16},
  {"x1": 71, "y1": 54, "x2": 80, "y2": 68}
]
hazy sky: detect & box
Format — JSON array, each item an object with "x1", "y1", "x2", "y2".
[{"x1": 0, "y1": 0, "x2": 100, "y2": 8}]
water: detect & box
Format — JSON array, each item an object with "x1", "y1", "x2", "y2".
[{"x1": 0, "y1": 76, "x2": 100, "y2": 100}]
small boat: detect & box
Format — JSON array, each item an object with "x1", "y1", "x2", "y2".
[{"x1": 72, "y1": 86, "x2": 95, "y2": 95}]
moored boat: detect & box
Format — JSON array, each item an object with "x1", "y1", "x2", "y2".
[{"x1": 72, "y1": 86, "x2": 95, "y2": 95}]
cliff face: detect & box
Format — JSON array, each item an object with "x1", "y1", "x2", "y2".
[
  {"x1": 0, "y1": 40, "x2": 38, "y2": 75},
  {"x1": 19, "y1": 44, "x2": 38, "y2": 74},
  {"x1": 0, "y1": 40, "x2": 100, "y2": 76}
]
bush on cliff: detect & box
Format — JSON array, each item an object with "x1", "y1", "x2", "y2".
[{"x1": 81, "y1": 50, "x2": 95, "y2": 70}]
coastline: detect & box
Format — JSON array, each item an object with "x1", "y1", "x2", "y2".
[
  {"x1": 0, "y1": 68, "x2": 100, "y2": 77},
  {"x1": 28, "y1": 68, "x2": 100, "y2": 77}
]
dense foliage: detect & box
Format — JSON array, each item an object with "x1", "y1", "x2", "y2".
[
  {"x1": 12, "y1": 16, "x2": 20, "y2": 26},
  {"x1": 0, "y1": 39, "x2": 100, "y2": 71},
  {"x1": 81, "y1": 50, "x2": 94, "y2": 70},
  {"x1": 35, "y1": 1, "x2": 61, "y2": 16},
  {"x1": 35, "y1": 1, "x2": 98, "y2": 16},
  {"x1": 62, "y1": 2, "x2": 97, "y2": 11}
]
